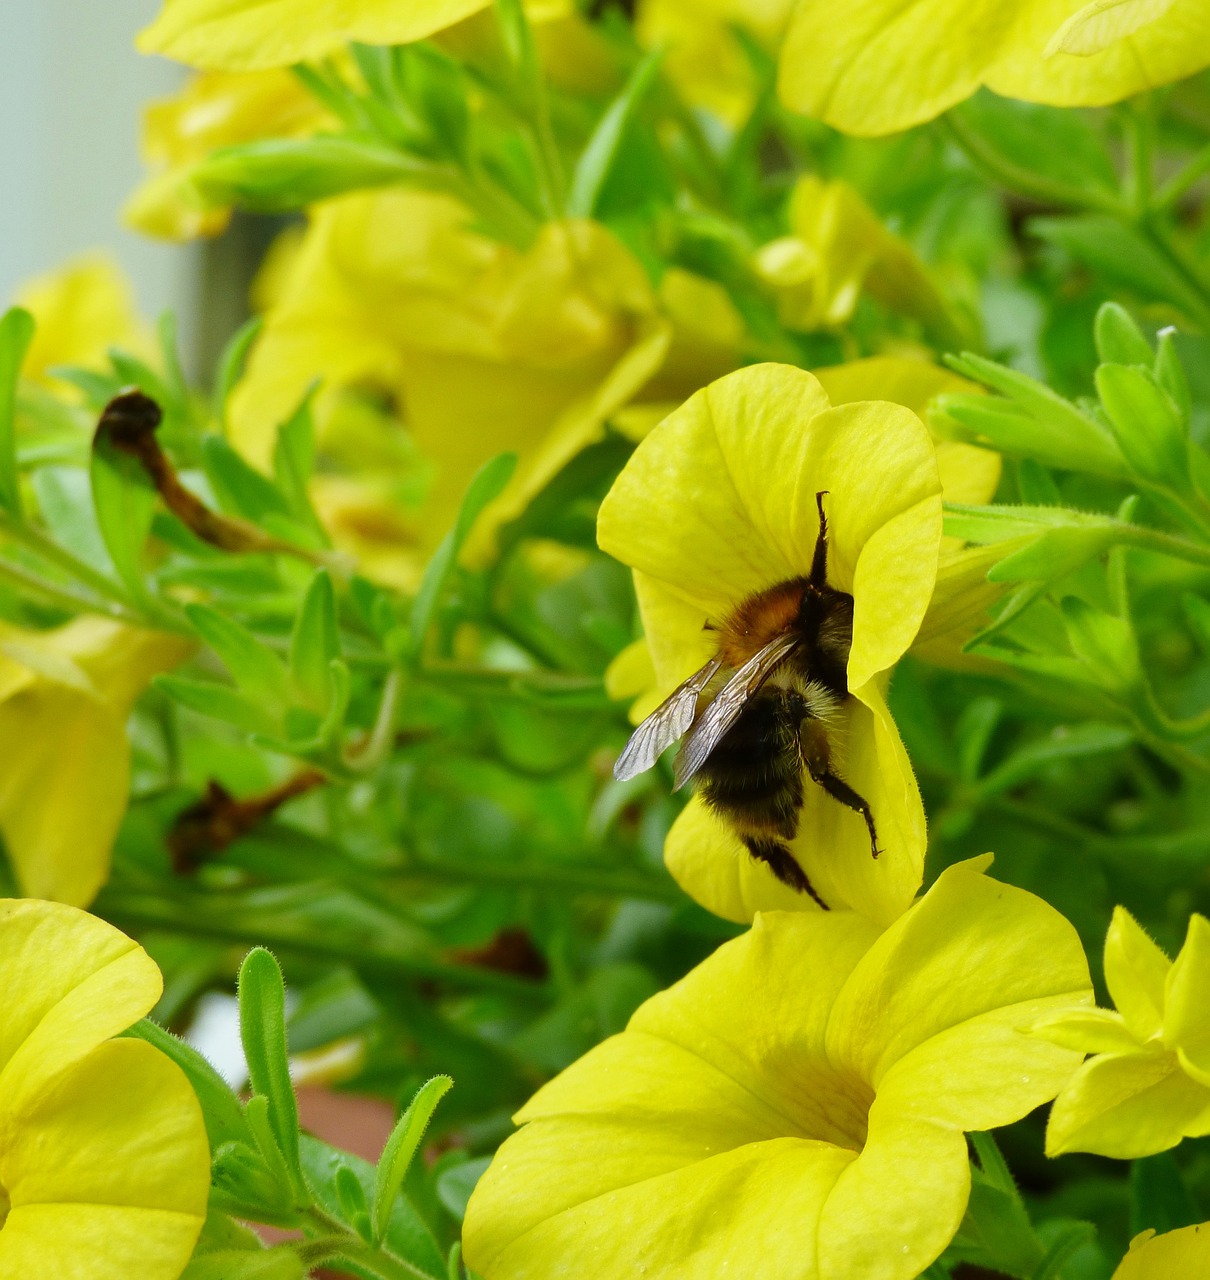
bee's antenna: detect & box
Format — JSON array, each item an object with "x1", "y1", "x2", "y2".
[{"x1": 810, "y1": 490, "x2": 830, "y2": 585}]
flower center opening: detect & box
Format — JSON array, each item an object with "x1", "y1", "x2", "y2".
[{"x1": 773, "y1": 1053, "x2": 875, "y2": 1153}]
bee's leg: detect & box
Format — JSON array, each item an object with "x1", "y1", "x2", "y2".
[
  {"x1": 799, "y1": 717, "x2": 880, "y2": 859},
  {"x1": 810, "y1": 490, "x2": 831, "y2": 585},
  {"x1": 742, "y1": 835, "x2": 830, "y2": 910}
]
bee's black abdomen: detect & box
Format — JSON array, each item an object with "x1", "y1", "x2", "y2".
[{"x1": 697, "y1": 690, "x2": 805, "y2": 839}]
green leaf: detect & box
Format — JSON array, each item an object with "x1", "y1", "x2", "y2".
[
  {"x1": 301, "y1": 1135, "x2": 446, "y2": 1278},
  {"x1": 372, "y1": 1075, "x2": 454, "y2": 1244},
  {"x1": 202, "y1": 434, "x2": 290, "y2": 523},
  {"x1": 290, "y1": 568, "x2": 342, "y2": 710},
  {"x1": 494, "y1": 0, "x2": 537, "y2": 79},
  {"x1": 977, "y1": 723, "x2": 1133, "y2": 796},
  {"x1": 189, "y1": 136, "x2": 434, "y2": 213},
  {"x1": 1095, "y1": 362, "x2": 1188, "y2": 489},
  {"x1": 213, "y1": 316, "x2": 263, "y2": 428},
  {"x1": 1060, "y1": 597, "x2": 1140, "y2": 694},
  {"x1": 184, "y1": 603, "x2": 291, "y2": 706},
  {"x1": 91, "y1": 411, "x2": 159, "y2": 605},
  {"x1": 1030, "y1": 1222, "x2": 1096, "y2": 1280},
  {"x1": 407, "y1": 451, "x2": 516, "y2": 663},
  {"x1": 1129, "y1": 1151, "x2": 1200, "y2": 1237},
  {"x1": 435, "y1": 1157, "x2": 491, "y2": 1223},
  {"x1": 155, "y1": 674, "x2": 276, "y2": 735},
  {"x1": 949, "y1": 93, "x2": 1119, "y2": 209},
  {"x1": 1095, "y1": 302, "x2": 1153, "y2": 366},
  {"x1": 1154, "y1": 328, "x2": 1192, "y2": 425},
  {"x1": 1031, "y1": 215, "x2": 1210, "y2": 327},
  {"x1": 943, "y1": 503, "x2": 1118, "y2": 546},
  {"x1": 0, "y1": 307, "x2": 35, "y2": 515},
  {"x1": 986, "y1": 525, "x2": 1121, "y2": 584},
  {"x1": 125, "y1": 1017, "x2": 250, "y2": 1150},
  {"x1": 238, "y1": 948, "x2": 307, "y2": 1202},
  {"x1": 568, "y1": 49, "x2": 664, "y2": 219},
  {"x1": 272, "y1": 389, "x2": 325, "y2": 539},
  {"x1": 182, "y1": 1249, "x2": 305, "y2": 1280}
]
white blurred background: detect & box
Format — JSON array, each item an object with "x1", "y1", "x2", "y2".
[{"x1": 0, "y1": 0, "x2": 199, "y2": 356}]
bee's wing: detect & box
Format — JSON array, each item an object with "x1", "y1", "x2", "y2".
[
  {"x1": 612, "y1": 654, "x2": 724, "y2": 781},
  {"x1": 673, "y1": 633, "x2": 801, "y2": 791}
]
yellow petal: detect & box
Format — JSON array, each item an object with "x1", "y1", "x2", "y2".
[
  {"x1": 826, "y1": 857, "x2": 1092, "y2": 1095},
  {"x1": 1046, "y1": 0, "x2": 1178, "y2": 55},
  {"x1": 0, "y1": 900, "x2": 161, "y2": 1093},
  {"x1": 1, "y1": 1039, "x2": 208, "y2": 1220},
  {"x1": 1045, "y1": 1048, "x2": 1210, "y2": 1157},
  {"x1": 1164, "y1": 914, "x2": 1210, "y2": 1080},
  {"x1": 138, "y1": 0, "x2": 493, "y2": 70},
  {"x1": 1030, "y1": 1007, "x2": 1143, "y2": 1055},
  {"x1": 1104, "y1": 905, "x2": 1171, "y2": 1043},
  {"x1": 988, "y1": 0, "x2": 1210, "y2": 107},
  {"x1": 598, "y1": 364, "x2": 943, "y2": 690},
  {"x1": 1113, "y1": 1222, "x2": 1210, "y2": 1280},
  {"x1": 15, "y1": 255, "x2": 152, "y2": 383}
]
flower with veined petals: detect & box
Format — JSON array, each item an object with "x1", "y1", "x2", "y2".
[
  {"x1": 464, "y1": 857, "x2": 1093, "y2": 1280},
  {"x1": 0, "y1": 618, "x2": 192, "y2": 906},
  {"x1": 597, "y1": 362, "x2": 943, "y2": 925},
  {"x1": 0, "y1": 898, "x2": 209, "y2": 1278},
  {"x1": 230, "y1": 189, "x2": 741, "y2": 552},
  {"x1": 1035, "y1": 907, "x2": 1210, "y2": 1158},
  {"x1": 778, "y1": 0, "x2": 1210, "y2": 137},
  {"x1": 1112, "y1": 1223, "x2": 1210, "y2": 1278},
  {"x1": 138, "y1": 0, "x2": 573, "y2": 70},
  {"x1": 605, "y1": 356, "x2": 999, "y2": 723},
  {"x1": 15, "y1": 255, "x2": 153, "y2": 385},
  {"x1": 125, "y1": 68, "x2": 331, "y2": 241}
]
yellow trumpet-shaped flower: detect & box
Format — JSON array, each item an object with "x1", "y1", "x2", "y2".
[
  {"x1": 125, "y1": 69, "x2": 330, "y2": 241},
  {"x1": 755, "y1": 177, "x2": 958, "y2": 341},
  {"x1": 598, "y1": 363, "x2": 942, "y2": 925},
  {"x1": 0, "y1": 619, "x2": 192, "y2": 906},
  {"x1": 230, "y1": 190, "x2": 740, "y2": 552},
  {"x1": 778, "y1": 0, "x2": 1210, "y2": 137},
  {"x1": 1113, "y1": 1223, "x2": 1210, "y2": 1278},
  {"x1": 138, "y1": 0, "x2": 572, "y2": 71},
  {"x1": 464, "y1": 858, "x2": 1093, "y2": 1280},
  {"x1": 635, "y1": 0, "x2": 796, "y2": 124},
  {"x1": 0, "y1": 898, "x2": 209, "y2": 1278},
  {"x1": 1035, "y1": 907, "x2": 1210, "y2": 1158},
  {"x1": 14, "y1": 255, "x2": 152, "y2": 384}
]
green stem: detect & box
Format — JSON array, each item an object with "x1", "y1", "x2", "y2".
[
  {"x1": 0, "y1": 511, "x2": 140, "y2": 610},
  {"x1": 1153, "y1": 141, "x2": 1210, "y2": 212},
  {"x1": 0, "y1": 556, "x2": 145, "y2": 623},
  {"x1": 398, "y1": 856, "x2": 682, "y2": 902},
  {"x1": 1119, "y1": 524, "x2": 1210, "y2": 570}
]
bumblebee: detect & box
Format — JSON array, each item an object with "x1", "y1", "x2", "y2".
[{"x1": 613, "y1": 492, "x2": 878, "y2": 909}]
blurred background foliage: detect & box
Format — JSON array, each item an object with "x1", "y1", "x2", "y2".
[{"x1": 5, "y1": 1, "x2": 1210, "y2": 1275}]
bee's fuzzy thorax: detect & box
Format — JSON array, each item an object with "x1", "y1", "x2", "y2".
[{"x1": 717, "y1": 577, "x2": 810, "y2": 668}]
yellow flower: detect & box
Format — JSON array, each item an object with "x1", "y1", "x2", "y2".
[
  {"x1": 635, "y1": 0, "x2": 796, "y2": 124},
  {"x1": 1113, "y1": 1223, "x2": 1210, "y2": 1279},
  {"x1": 597, "y1": 363, "x2": 942, "y2": 925},
  {"x1": 230, "y1": 190, "x2": 739, "y2": 551},
  {"x1": 14, "y1": 255, "x2": 152, "y2": 384},
  {"x1": 138, "y1": 0, "x2": 573, "y2": 71},
  {"x1": 464, "y1": 857, "x2": 1092, "y2": 1280},
  {"x1": 0, "y1": 898, "x2": 209, "y2": 1278},
  {"x1": 125, "y1": 69, "x2": 330, "y2": 241},
  {"x1": 755, "y1": 178, "x2": 960, "y2": 342},
  {"x1": 779, "y1": 0, "x2": 1210, "y2": 137},
  {"x1": 0, "y1": 619, "x2": 192, "y2": 906},
  {"x1": 1036, "y1": 907, "x2": 1210, "y2": 1158}
]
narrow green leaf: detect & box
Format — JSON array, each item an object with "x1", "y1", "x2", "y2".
[
  {"x1": 202, "y1": 434, "x2": 290, "y2": 522},
  {"x1": 1154, "y1": 328, "x2": 1192, "y2": 426},
  {"x1": 372, "y1": 1075, "x2": 453, "y2": 1244},
  {"x1": 971, "y1": 1133, "x2": 1019, "y2": 1201},
  {"x1": 0, "y1": 307, "x2": 35, "y2": 515},
  {"x1": 272, "y1": 388, "x2": 326, "y2": 538},
  {"x1": 182, "y1": 1248, "x2": 306, "y2": 1280},
  {"x1": 157, "y1": 311, "x2": 190, "y2": 416},
  {"x1": 213, "y1": 316, "x2": 263, "y2": 428},
  {"x1": 1030, "y1": 1222, "x2": 1096, "y2": 1280},
  {"x1": 568, "y1": 49, "x2": 664, "y2": 219},
  {"x1": 126, "y1": 1018, "x2": 250, "y2": 1150},
  {"x1": 494, "y1": 0, "x2": 537, "y2": 77},
  {"x1": 1130, "y1": 1151, "x2": 1200, "y2": 1236},
  {"x1": 184, "y1": 603, "x2": 291, "y2": 706},
  {"x1": 238, "y1": 948, "x2": 306, "y2": 1201},
  {"x1": 1095, "y1": 362, "x2": 1188, "y2": 488},
  {"x1": 290, "y1": 568, "x2": 342, "y2": 710},
  {"x1": 155, "y1": 674, "x2": 275, "y2": 735},
  {"x1": 986, "y1": 526, "x2": 1120, "y2": 583},
  {"x1": 407, "y1": 452, "x2": 516, "y2": 663},
  {"x1": 1094, "y1": 302, "x2": 1153, "y2": 366}
]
